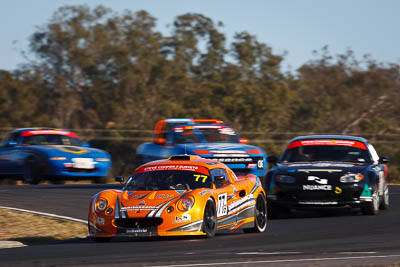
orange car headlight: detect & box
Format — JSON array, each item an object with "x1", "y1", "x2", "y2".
[
  {"x1": 177, "y1": 196, "x2": 195, "y2": 212},
  {"x1": 95, "y1": 199, "x2": 108, "y2": 213}
]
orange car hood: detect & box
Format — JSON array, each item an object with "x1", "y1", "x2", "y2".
[{"x1": 114, "y1": 190, "x2": 187, "y2": 218}]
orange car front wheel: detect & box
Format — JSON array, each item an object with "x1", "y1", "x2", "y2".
[{"x1": 202, "y1": 199, "x2": 217, "y2": 237}]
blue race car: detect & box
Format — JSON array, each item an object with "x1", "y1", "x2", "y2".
[
  {"x1": 0, "y1": 128, "x2": 111, "y2": 184},
  {"x1": 137, "y1": 119, "x2": 268, "y2": 178}
]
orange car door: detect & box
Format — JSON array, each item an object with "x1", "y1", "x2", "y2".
[{"x1": 211, "y1": 168, "x2": 237, "y2": 227}]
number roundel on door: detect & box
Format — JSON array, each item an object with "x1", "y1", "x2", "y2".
[{"x1": 217, "y1": 193, "x2": 227, "y2": 216}]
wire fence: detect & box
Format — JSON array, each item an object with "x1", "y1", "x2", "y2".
[{"x1": 1, "y1": 128, "x2": 400, "y2": 144}]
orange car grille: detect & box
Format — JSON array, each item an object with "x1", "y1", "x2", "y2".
[{"x1": 114, "y1": 218, "x2": 163, "y2": 229}]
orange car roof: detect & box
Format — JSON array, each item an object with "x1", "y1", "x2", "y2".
[
  {"x1": 192, "y1": 119, "x2": 224, "y2": 124},
  {"x1": 136, "y1": 155, "x2": 225, "y2": 171}
]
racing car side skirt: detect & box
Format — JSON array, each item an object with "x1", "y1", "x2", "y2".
[
  {"x1": 217, "y1": 205, "x2": 255, "y2": 230},
  {"x1": 167, "y1": 220, "x2": 203, "y2": 232},
  {"x1": 234, "y1": 217, "x2": 255, "y2": 230},
  {"x1": 217, "y1": 213, "x2": 237, "y2": 226},
  {"x1": 235, "y1": 205, "x2": 255, "y2": 222}
]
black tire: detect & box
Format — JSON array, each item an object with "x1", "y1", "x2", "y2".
[
  {"x1": 90, "y1": 236, "x2": 112, "y2": 243},
  {"x1": 243, "y1": 194, "x2": 267, "y2": 233},
  {"x1": 23, "y1": 157, "x2": 41, "y2": 185},
  {"x1": 202, "y1": 199, "x2": 217, "y2": 237},
  {"x1": 379, "y1": 186, "x2": 389, "y2": 210},
  {"x1": 361, "y1": 186, "x2": 379, "y2": 215}
]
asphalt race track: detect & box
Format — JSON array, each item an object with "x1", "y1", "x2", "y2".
[{"x1": 0, "y1": 184, "x2": 400, "y2": 266}]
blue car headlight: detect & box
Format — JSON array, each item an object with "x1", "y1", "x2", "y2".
[
  {"x1": 275, "y1": 174, "x2": 296, "y2": 183},
  {"x1": 340, "y1": 173, "x2": 364, "y2": 183}
]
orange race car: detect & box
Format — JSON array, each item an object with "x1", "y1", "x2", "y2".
[{"x1": 88, "y1": 155, "x2": 267, "y2": 242}]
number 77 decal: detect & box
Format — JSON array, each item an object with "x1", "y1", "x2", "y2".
[{"x1": 194, "y1": 174, "x2": 208, "y2": 182}]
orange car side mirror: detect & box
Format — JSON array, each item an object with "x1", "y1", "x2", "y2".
[
  {"x1": 155, "y1": 138, "x2": 166, "y2": 145},
  {"x1": 239, "y1": 138, "x2": 249, "y2": 144}
]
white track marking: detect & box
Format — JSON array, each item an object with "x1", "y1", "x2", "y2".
[
  {"x1": 0, "y1": 241, "x2": 26, "y2": 249},
  {"x1": 0, "y1": 206, "x2": 86, "y2": 224},
  {"x1": 236, "y1": 252, "x2": 300, "y2": 255},
  {"x1": 150, "y1": 254, "x2": 400, "y2": 267},
  {"x1": 338, "y1": 252, "x2": 377, "y2": 254}
]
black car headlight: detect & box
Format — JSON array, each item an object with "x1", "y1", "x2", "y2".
[
  {"x1": 275, "y1": 174, "x2": 296, "y2": 183},
  {"x1": 340, "y1": 173, "x2": 364, "y2": 183}
]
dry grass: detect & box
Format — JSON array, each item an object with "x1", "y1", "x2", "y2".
[
  {"x1": 0, "y1": 208, "x2": 87, "y2": 245},
  {"x1": 0, "y1": 179, "x2": 119, "y2": 186}
]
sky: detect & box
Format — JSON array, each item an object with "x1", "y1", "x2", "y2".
[{"x1": 1, "y1": 0, "x2": 399, "y2": 72}]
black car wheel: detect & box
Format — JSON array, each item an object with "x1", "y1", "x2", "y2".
[
  {"x1": 23, "y1": 157, "x2": 41, "y2": 185},
  {"x1": 379, "y1": 186, "x2": 389, "y2": 210},
  {"x1": 243, "y1": 194, "x2": 267, "y2": 233},
  {"x1": 361, "y1": 186, "x2": 379, "y2": 215},
  {"x1": 202, "y1": 199, "x2": 217, "y2": 237}
]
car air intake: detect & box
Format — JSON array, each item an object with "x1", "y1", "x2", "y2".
[
  {"x1": 114, "y1": 218, "x2": 163, "y2": 228},
  {"x1": 169, "y1": 155, "x2": 191, "y2": 161}
]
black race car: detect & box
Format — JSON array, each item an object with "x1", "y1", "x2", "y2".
[{"x1": 265, "y1": 135, "x2": 389, "y2": 215}]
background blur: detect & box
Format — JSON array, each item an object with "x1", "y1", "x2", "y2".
[{"x1": 1, "y1": 3, "x2": 399, "y2": 181}]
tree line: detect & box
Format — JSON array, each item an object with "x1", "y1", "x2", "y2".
[{"x1": 1, "y1": 5, "x2": 399, "y2": 181}]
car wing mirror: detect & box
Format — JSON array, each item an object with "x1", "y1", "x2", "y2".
[
  {"x1": 115, "y1": 176, "x2": 124, "y2": 184},
  {"x1": 379, "y1": 156, "x2": 390, "y2": 164},
  {"x1": 267, "y1": 155, "x2": 278, "y2": 165},
  {"x1": 6, "y1": 141, "x2": 17, "y2": 147},
  {"x1": 155, "y1": 138, "x2": 166, "y2": 145},
  {"x1": 239, "y1": 138, "x2": 249, "y2": 144}
]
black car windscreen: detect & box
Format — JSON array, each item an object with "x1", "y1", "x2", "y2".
[
  {"x1": 281, "y1": 144, "x2": 371, "y2": 163},
  {"x1": 23, "y1": 134, "x2": 82, "y2": 146},
  {"x1": 123, "y1": 170, "x2": 212, "y2": 191}
]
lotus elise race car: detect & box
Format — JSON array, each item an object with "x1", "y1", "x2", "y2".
[
  {"x1": 137, "y1": 118, "x2": 268, "y2": 179},
  {"x1": 0, "y1": 128, "x2": 111, "y2": 184},
  {"x1": 88, "y1": 155, "x2": 267, "y2": 241},
  {"x1": 265, "y1": 135, "x2": 389, "y2": 215}
]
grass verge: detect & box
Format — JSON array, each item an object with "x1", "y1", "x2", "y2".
[{"x1": 0, "y1": 208, "x2": 87, "y2": 245}]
